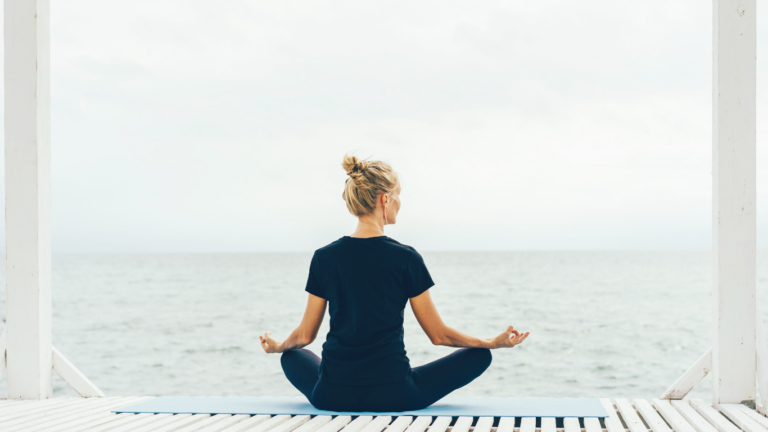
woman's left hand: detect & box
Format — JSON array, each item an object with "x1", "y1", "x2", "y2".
[{"x1": 259, "y1": 331, "x2": 284, "y2": 353}]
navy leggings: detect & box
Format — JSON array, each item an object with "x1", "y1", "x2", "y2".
[{"x1": 281, "y1": 348, "x2": 492, "y2": 412}]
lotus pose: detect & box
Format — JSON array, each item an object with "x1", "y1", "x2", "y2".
[{"x1": 260, "y1": 155, "x2": 529, "y2": 412}]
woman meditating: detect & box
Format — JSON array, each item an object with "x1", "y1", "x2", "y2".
[{"x1": 259, "y1": 155, "x2": 529, "y2": 412}]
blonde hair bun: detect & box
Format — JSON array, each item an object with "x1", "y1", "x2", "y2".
[{"x1": 341, "y1": 154, "x2": 399, "y2": 216}]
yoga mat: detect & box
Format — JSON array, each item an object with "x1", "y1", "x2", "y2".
[{"x1": 114, "y1": 396, "x2": 609, "y2": 418}]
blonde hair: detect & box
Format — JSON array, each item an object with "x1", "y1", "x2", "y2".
[{"x1": 341, "y1": 154, "x2": 399, "y2": 216}]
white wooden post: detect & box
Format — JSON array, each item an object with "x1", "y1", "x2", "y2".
[
  {"x1": 712, "y1": 0, "x2": 756, "y2": 406},
  {"x1": 4, "y1": 0, "x2": 53, "y2": 399}
]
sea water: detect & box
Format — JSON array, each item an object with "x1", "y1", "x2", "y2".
[{"x1": 0, "y1": 251, "x2": 765, "y2": 400}]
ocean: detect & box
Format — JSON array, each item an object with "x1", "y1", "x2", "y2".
[{"x1": 0, "y1": 251, "x2": 765, "y2": 400}]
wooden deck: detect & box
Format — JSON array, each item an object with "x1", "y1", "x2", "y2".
[{"x1": 0, "y1": 397, "x2": 766, "y2": 432}]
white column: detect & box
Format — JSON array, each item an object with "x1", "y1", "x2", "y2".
[
  {"x1": 4, "y1": 0, "x2": 52, "y2": 399},
  {"x1": 712, "y1": 0, "x2": 756, "y2": 406}
]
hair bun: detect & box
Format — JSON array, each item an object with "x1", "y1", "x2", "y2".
[{"x1": 342, "y1": 154, "x2": 370, "y2": 177}]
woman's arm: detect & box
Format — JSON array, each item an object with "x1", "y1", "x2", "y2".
[
  {"x1": 260, "y1": 293, "x2": 327, "y2": 353},
  {"x1": 409, "y1": 289, "x2": 529, "y2": 349}
]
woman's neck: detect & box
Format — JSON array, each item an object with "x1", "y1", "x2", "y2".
[{"x1": 350, "y1": 216, "x2": 385, "y2": 238}]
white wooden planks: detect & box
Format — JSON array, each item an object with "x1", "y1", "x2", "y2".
[
  {"x1": 312, "y1": 416, "x2": 353, "y2": 432},
  {"x1": 653, "y1": 399, "x2": 697, "y2": 432},
  {"x1": 497, "y1": 417, "x2": 515, "y2": 432},
  {"x1": 670, "y1": 400, "x2": 719, "y2": 432},
  {"x1": 585, "y1": 418, "x2": 602, "y2": 432},
  {"x1": 452, "y1": 417, "x2": 474, "y2": 432},
  {"x1": 719, "y1": 405, "x2": 768, "y2": 432},
  {"x1": 474, "y1": 417, "x2": 494, "y2": 432},
  {"x1": 541, "y1": 417, "x2": 557, "y2": 432},
  {"x1": 601, "y1": 398, "x2": 627, "y2": 432},
  {"x1": 359, "y1": 416, "x2": 392, "y2": 432},
  {"x1": 688, "y1": 400, "x2": 741, "y2": 432},
  {"x1": 339, "y1": 416, "x2": 374, "y2": 432},
  {"x1": 737, "y1": 405, "x2": 768, "y2": 429},
  {"x1": 2, "y1": 397, "x2": 117, "y2": 430},
  {"x1": 426, "y1": 416, "x2": 451, "y2": 432},
  {"x1": 164, "y1": 414, "x2": 213, "y2": 432},
  {"x1": 270, "y1": 415, "x2": 312, "y2": 432},
  {"x1": 7, "y1": 396, "x2": 765, "y2": 432},
  {"x1": 615, "y1": 398, "x2": 649, "y2": 432},
  {"x1": 404, "y1": 416, "x2": 433, "y2": 432},
  {"x1": 634, "y1": 399, "x2": 672, "y2": 432},
  {"x1": 294, "y1": 416, "x2": 334, "y2": 432},
  {"x1": 564, "y1": 417, "x2": 581, "y2": 432},
  {"x1": 127, "y1": 413, "x2": 193, "y2": 432},
  {"x1": 520, "y1": 417, "x2": 536, "y2": 432}
]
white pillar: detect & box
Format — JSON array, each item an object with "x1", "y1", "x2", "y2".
[
  {"x1": 712, "y1": 0, "x2": 756, "y2": 406},
  {"x1": 4, "y1": 0, "x2": 52, "y2": 399}
]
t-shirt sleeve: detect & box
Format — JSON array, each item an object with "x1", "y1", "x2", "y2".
[
  {"x1": 404, "y1": 251, "x2": 435, "y2": 298},
  {"x1": 304, "y1": 252, "x2": 327, "y2": 299}
]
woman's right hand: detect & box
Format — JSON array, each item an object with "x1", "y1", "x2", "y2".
[
  {"x1": 489, "y1": 326, "x2": 529, "y2": 349},
  {"x1": 260, "y1": 331, "x2": 284, "y2": 354}
]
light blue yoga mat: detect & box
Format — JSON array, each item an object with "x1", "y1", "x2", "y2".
[{"x1": 114, "y1": 397, "x2": 609, "y2": 418}]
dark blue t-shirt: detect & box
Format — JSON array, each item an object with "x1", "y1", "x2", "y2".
[{"x1": 305, "y1": 236, "x2": 435, "y2": 386}]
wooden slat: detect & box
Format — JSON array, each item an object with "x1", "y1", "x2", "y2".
[
  {"x1": 228, "y1": 414, "x2": 291, "y2": 432},
  {"x1": 108, "y1": 414, "x2": 173, "y2": 432},
  {"x1": 720, "y1": 405, "x2": 768, "y2": 432},
  {"x1": 497, "y1": 418, "x2": 516, "y2": 432},
  {"x1": 127, "y1": 413, "x2": 193, "y2": 432},
  {"x1": 737, "y1": 406, "x2": 768, "y2": 429},
  {"x1": 453, "y1": 417, "x2": 474, "y2": 432},
  {"x1": 55, "y1": 412, "x2": 134, "y2": 432},
  {"x1": 601, "y1": 398, "x2": 627, "y2": 432},
  {"x1": 0, "y1": 400, "x2": 33, "y2": 411},
  {"x1": 312, "y1": 416, "x2": 353, "y2": 432},
  {"x1": 386, "y1": 417, "x2": 414, "y2": 432},
  {"x1": 161, "y1": 414, "x2": 213, "y2": 432},
  {"x1": 87, "y1": 414, "x2": 153, "y2": 432},
  {"x1": 542, "y1": 417, "x2": 557, "y2": 432},
  {"x1": 360, "y1": 416, "x2": 392, "y2": 432},
  {"x1": 670, "y1": 400, "x2": 718, "y2": 432},
  {"x1": 660, "y1": 349, "x2": 712, "y2": 400},
  {"x1": 293, "y1": 416, "x2": 333, "y2": 432},
  {"x1": 652, "y1": 399, "x2": 697, "y2": 432},
  {"x1": 688, "y1": 400, "x2": 741, "y2": 432},
  {"x1": 175, "y1": 414, "x2": 234, "y2": 432},
  {"x1": 48, "y1": 397, "x2": 152, "y2": 432},
  {"x1": 564, "y1": 417, "x2": 580, "y2": 432},
  {"x1": 46, "y1": 397, "x2": 151, "y2": 432},
  {"x1": 0, "y1": 396, "x2": 90, "y2": 421},
  {"x1": 339, "y1": 416, "x2": 374, "y2": 432},
  {"x1": 198, "y1": 415, "x2": 252, "y2": 432},
  {"x1": 474, "y1": 417, "x2": 494, "y2": 432},
  {"x1": 427, "y1": 417, "x2": 452, "y2": 432},
  {"x1": 520, "y1": 417, "x2": 536, "y2": 432},
  {"x1": 585, "y1": 418, "x2": 602, "y2": 432},
  {"x1": 405, "y1": 416, "x2": 433, "y2": 432},
  {"x1": 0, "y1": 399, "x2": 69, "y2": 417},
  {"x1": 634, "y1": 399, "x2": 672, "y2": 432},
  {"x1": 23, "y1": 397, "x2": 149, "y2": 432},
  {"x1": 3, "y1": 397, "x2": 119, "y2": 431},
  {"x1": 615, "y1": 398, "x2": 649, "y2": 432},
  {"x1": 271, "y1": 415, "x2": 312, "y2": 432}
]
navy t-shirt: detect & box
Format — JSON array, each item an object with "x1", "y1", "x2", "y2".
[{"x1": 304, "y1": 236, "x2": 435, "y2": 386}]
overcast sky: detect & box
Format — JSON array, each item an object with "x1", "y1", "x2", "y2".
[{"x1": 3, "y1": 0, "x2": 768, "y2": 252}]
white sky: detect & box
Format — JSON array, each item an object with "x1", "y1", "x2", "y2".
[{"x1": 3, "y1": 0, "x2": 768, "y2": 252}]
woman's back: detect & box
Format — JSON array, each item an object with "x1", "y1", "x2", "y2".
[{"x1": 307, "y1": 235, "x2": 434, "y2": 386}]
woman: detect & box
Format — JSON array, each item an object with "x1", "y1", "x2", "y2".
[{"x1": 260, "y1": 155, "x2": 529, "y2": 412}]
